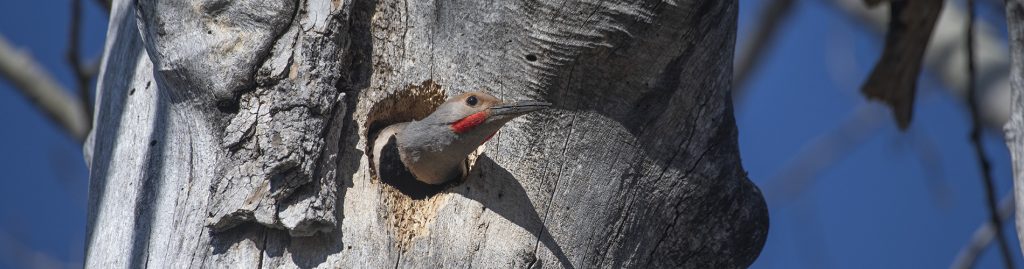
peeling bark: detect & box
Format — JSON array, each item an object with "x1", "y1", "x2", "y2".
[{"x1": 84, "y1": 0, "x2": 768, "y2": 267}]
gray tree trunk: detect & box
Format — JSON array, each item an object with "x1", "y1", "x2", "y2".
[
  {"x1": 83, "y1": 0, "x2": 768, "y2": 268},
  {"x1": 1005, "y1": 0, "x2": 1024, "y2": 257}
]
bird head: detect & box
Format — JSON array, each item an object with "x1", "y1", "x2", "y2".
[
  {"x1": 393, "y1": 91, "x2": 550, "y2": 184},
  {"x1": 430, "y1": 92, "x2": 551, "y2": 139}
]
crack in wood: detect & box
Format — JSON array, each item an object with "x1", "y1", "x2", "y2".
[{"x1": 528, "y1": 112, "x2": 578, "y2": 266}]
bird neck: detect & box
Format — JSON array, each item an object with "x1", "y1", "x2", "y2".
[{"x1": 395, "y1": 120, "x2": 475, "y2": 184}]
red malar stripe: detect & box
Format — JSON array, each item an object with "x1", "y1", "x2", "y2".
[{"x1": 451, "y1": 111, "x2": 488, "y2": 134}]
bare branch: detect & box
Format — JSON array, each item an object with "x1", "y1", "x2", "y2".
[
  {"x1": 0, "y1": 36, "x2": 89, "y2": 141},
  {"x1": 859, "y1": 0, "x2": 943, "y2": 129},
  {"x1": 734, "y1": 0, "x2": 796, "y2": 101},
  {"x1": 909, "y1": 129, "x2": 955, "y2": 208},
  {"x1": 830, "y1": 0, "x2": 1010, "y2": 129},
  {"x1": 964, "y1": 0, "x2": 1014, "y2": 266},
  {"x1": 764, "y1": 103, "x2": 887, "y2": 204},
  {"x1": 950, "y1": 193, "x2": 1015, "y2": 269},
  {"x1": 81, "y1": 57, "x2": 101, "y2": 79},
  {"x1": 764, "y1": 104, "x2": 960, "y2": 208},
  {"x1": 67, "y1": 0, "x2": 94, "y2": 126}
]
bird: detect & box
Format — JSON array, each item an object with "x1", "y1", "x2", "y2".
[{"x1": 371, "y1": 91, "x2": 550, "y2": 192}]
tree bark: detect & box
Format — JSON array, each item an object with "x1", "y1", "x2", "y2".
[
  {"x1": 84, "y1": 0, "x2": 768, "y2": 268},
  {"x1": 1005, "y1": 0, "x2": 1024, "y2": 258}
]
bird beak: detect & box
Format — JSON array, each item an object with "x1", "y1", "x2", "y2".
[{"x1": 488, "y1": 100, "x2": 551, "y2": 120}]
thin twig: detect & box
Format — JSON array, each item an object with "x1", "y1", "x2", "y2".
[
  {"x1": 734, "y1": 0, "x2": 796, "y2": 102},
  {"x1": 67, "y1": 0, "x2": 94, "y2": 124},
  {"x1": 765, "y1": 103, "x2": 886, "y2": 205},
  {"x1": 0, "y1": 35, "x2": 89, "y2": 141},
  {"x1": 766, "y1": 103, "x2": 957, "y2": 208},
  {"x1": 950, "y1": 193, "x2": 1015, "y2": 269},
  {"x1": 965, "y1": 0, "x2": 1015, "y2": 267},
  {"x1": 909, "y1": 130, "x2": 954, "y2": 208}
]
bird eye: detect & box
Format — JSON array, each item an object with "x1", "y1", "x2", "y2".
[{"x1": 466, "y1": 95, "x2": 478, "y2": 106}]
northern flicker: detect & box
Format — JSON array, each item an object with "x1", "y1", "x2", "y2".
[{"x1": 372, "y1": 92, "x2": 550, "y2": 187}]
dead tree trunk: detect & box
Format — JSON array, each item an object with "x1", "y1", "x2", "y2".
[
  {"x1": 1005, "y1": 0, "x2": 1024, "y2": 257},
  {"x1": 83, "y1": 0, "x2": 767, "y2": 267}
]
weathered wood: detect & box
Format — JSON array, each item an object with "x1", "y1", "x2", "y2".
[
  {"x1": 84, "y1": 0, "x2": 768, "y2": 267},
  {"x1": 1004, "y1": 0, "x2": 1024, "y2": 258}
]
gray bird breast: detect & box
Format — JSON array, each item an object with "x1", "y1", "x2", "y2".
[
  {"x1": 397, "y1": 121, "x2": 470, "y2": 183},
  {"x1": 377, "y1": 134, "x2": 448, "y2": 199}
]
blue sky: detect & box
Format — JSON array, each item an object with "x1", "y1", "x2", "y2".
[
  {"x1": 0, "y1": 1, "x2": 1019, "y2": 268},
  {"x1": 738, "y1": 1, "x2": 1021, "y2": 268},
  {"x1": 0, "y1": 0, "x2": 106, "y2": 268}
]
